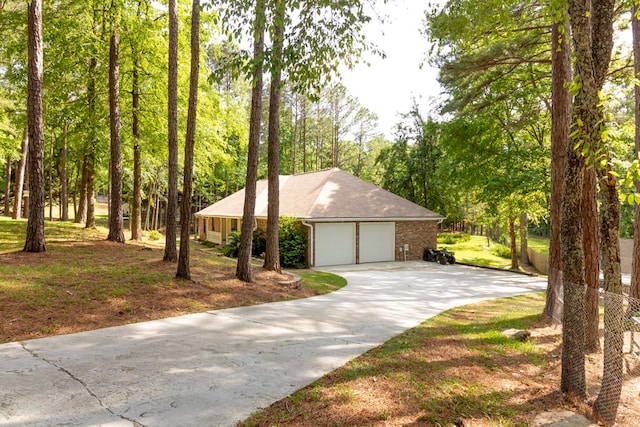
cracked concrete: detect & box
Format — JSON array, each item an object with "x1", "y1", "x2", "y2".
[{"x1": 0, "y1": 262, "x2": 546, "y2": 426}]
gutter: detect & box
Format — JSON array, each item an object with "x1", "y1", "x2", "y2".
[{"x1": 301, "y1": 220, "x2": 314, "y2": 267}]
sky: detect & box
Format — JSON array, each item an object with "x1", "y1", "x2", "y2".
[{"x1": 339, "y1": 0, "x2": 445, "y2": 139}]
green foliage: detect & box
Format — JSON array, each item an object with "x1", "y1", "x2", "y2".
[
  {"x1": 148, "y1": 230, "x2": 161, "y2": 241},
  {"x1": 491, "y1": 244, "x2": 512, "y2": 259},
  {"x1": 437, "y1": 233, "x2": 471, "y2": 245},
  {"x1": 221, "y1": 231, "x2": 241, "y2": 258},
  {"x1": 278, "y1": 217, "x2": 307, "y2": 268},
  {"x1": 252, "y1": 228, "x2": 267, "y2": 258}
]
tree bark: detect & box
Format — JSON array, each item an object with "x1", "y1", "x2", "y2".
[
  {"x1": 60, "y1": 123, "x2": 68, "y2": 221},
  {"x1": 177, "y1": 0, "x2": 200, "y2": 280},
  {"x1": 13, "y1": 128, "x2": 28, "y2": 220},
  {"x1": 130, "y1": 58, "x2": 142, "y2": 240},
  {"x1": 3, "y1": 157, "x2": 10, "y2": 216},
  {"x1": 583, "y1": 167, "x2": 600, "y2": 353},
  {"x1": 164, "y1": 0, "x2": 179, "y2": 262},
  {"x1": 107, "y1": 7, "x2": 125, "y2": 243},
  {"x1": 560, "y1": 124, "x2": 587, "y2": 399},
  {"x1": 544, "y1": 20, "x2": 571, "y2": 324},
  {"x1": 84, "y1": 5, "x2": 98, "y2": 230},
  {"x1": 75, "y1": 155, "x2": 88, "y2": 223},
  {"x1": 519, "y1": 212, "x2": 529, "y2": 266},
  {"x1": 24, "y1": 0, "x2": 46, "y2": 253},
  {"x1": 509, "y1": 216, "x2": 518, "y2": 270},
  {"x1": 630, "y1": 3, "x2": 640, "y2": 304},
  {"x1": 236, "y1": 0, "x2": 266, "y2": 283},
  {"x1": 568, "y1": 0, "x2": 619, "y2": 417},
  {"x1": 264, "y1": 0, "x2": 285, "y2": 273},
  {"x1": 48, "y1": 132, "x2": 53, "y2": 222}
]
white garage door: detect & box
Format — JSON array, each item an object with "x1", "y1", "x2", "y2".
[
  {"x1": 315, "y1": 223, "x2": 356, "y2": 267},
  {"x1": 359, "y1": 222, "x2": 395, "y2": 263}
]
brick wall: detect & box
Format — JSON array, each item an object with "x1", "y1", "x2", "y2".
[{"x1": 395, "y1": 221, "x2": 438, "y2": 261}]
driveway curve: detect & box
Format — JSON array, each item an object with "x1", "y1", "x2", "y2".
[{"x1": 1, "y1": 262, "x2": 546, "y2": 427}]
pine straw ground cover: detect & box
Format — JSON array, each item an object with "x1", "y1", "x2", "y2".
[
  {"x1": 0, "y1": 217, "x2": 343, "y2": 343},
  {"x1": 240, "y1": 294, "x2": 640, "y2": 427}
]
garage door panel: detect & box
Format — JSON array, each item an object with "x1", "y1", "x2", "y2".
[
  {"x1": 315, "y1": 223, "x2": 355, "y2": 267},
  {"x1": 359, "y1": 222, "x2": 395, "y2": 263}
]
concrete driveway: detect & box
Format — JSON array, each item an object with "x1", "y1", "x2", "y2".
[{"x1": 0, "y1": 262, "x2": 546, "y2": 427}]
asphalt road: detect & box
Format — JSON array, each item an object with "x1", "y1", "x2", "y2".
[{"x1": 0, "y1": 261, "x2": 546, "y2": 427}]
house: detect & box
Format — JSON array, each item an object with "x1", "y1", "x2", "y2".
[{"x1": 195, "y1": 168, "x2": 444, "y2": 267}]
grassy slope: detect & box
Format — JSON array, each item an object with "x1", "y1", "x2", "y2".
[{"x1": 438, "y1": 235, "x2": 512, "y2": 269}]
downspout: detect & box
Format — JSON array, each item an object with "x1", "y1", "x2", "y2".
[{"x1": 302, "y1": 220, "x2": 313, "y2": 267}]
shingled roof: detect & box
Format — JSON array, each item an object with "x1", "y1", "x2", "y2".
[{"x1": 195, "y1": 168, "x2": 444, "y2": 221}]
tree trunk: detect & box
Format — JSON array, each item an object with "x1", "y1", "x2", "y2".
[
  {"x1": 164, "y1": 0, "x2": 179, "y2": 262},
  {"x1": 520, "y1": 212, "x2": 529, "y2": 266},
  {"x1": 568, "y1": 0, "x2": 618, "y2": 416},
  {"x1": 583, "y1": 167, "x2": 600, "y2": 353},
  {"x1": 60, "y1": 123, "x2": 68, "y2": 221},
  {"x1": 292, "y1": 95, "x2": 298, "y2": 175},
  {"x1": 560, "y1": 128, "x2": 587, "y2": 399},
  {"x1": 84, "y1": 6, "x2": 98, "y2": 230},
  {"x1": 236, "y1": 0, "x2": 266, "y2": 283},
  {"x1": 24, "y1": 0, "x2": 46, "y2": 253},
  {"x1": 544, "y1": 20, "x2": 571, "y2": 324},
  {"x1": 85, "y1": 146, "x2": 96, "y2": 228},
  {"x1": 509, "y1": 216, "x2": 518, "y2": 270},
  {"x1": 593, "y1": 177, "x2": 624, "y2": 426},
  {"x1": 302, "y1": 100, "x2": 307, "y2": 173},
  {"x1": 13, "y1": 128, "x2": 28, "y2": 220},
  {"x1": 264, "y1": 0, "x2": 285, "y2": 273},
  {"x1": 107, "y1": 9, "x2": 125, "y2": 243},
  {"x1": 144, "y1": 179, "x2": 154, "y2": 231},
  {"x1": 48, "y1": 131, "x2": 53, "y2": 222},
  {"x1": 630, "y1": 3, "x2": 640, "y2": 304},
  {"x1": 177, "y1": 0, "x2": 200, "y2": 280},
  {"x1": 75, "y1": 155, "x2": 87, "y2": 223},
  {"x1": 3, "y1": 157, "x2": 10, "y2": 216},
  {"x1": 130, "y1": 55, "x2": 142, "y2": 240}
]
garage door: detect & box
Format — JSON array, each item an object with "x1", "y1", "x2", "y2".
[
  {"x1": 315, "y1": 223, "x2": 356, "y2": 267},
  {"x1": 359, "y1": 222, "x2": 395, "y2": 263}
]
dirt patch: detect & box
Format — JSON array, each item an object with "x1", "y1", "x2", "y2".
[{"x1": 0, "y1": 240, "x2": 314, "y2": 343}]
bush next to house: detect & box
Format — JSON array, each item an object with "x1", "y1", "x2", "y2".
[
  {"x1": 221, "y1": 231, "x2": 241, "y2": 258},
  {"x1": 279, "y1": 217, "x2": 307, "y2": 268}
]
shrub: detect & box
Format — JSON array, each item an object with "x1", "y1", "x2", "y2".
[
  {"x1": 279, "y1": 217, "x2": 307, "y2": 268},
  {"x1": 437, "y1": 232, "x2": 471, "y2": 245},
  {"x1": 252, "y1": 229, "x2": 266, "y2": 258},
  {"x1": 148, "y1": 230, "x2": 161, "y2": 241},
  {"x1": 221, "y1": 231, "x2": 241, "y2": 258},
  {"x1": 491, "y1": 244, "x2": 512, "y2": 259}
]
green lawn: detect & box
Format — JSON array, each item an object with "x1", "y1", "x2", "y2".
[
  {"x1": 528, "y1": 235, "x2": 549, "y2": 255},
  {"x1": 437, "y1": 234, "x2": 512, "y2": 269},
  {"x1": 436, "y1": 233, "x2": 550, "y2": 270}
]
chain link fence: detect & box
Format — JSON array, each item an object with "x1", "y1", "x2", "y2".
[{"x1": 562, "y1": 286, "x2": 640, "y2": 423}]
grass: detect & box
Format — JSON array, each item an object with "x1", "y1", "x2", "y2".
[
  {"x1": 0, "y1": 214, "x2": 346, "y2": 343},
  {"x1": 528, "y1": 235, "x2": 549, "y2": 255},
  {"x1": 240, "y1": 293, "x2": 553, "y2": 426},
  {"x1": 436, "y1": 233, "x2": 550, "y2": 270},
  {"x1": 298, "y1": 271, "x2": 347, "y2": 294},
  {"x1": 438, "y1": 234, "x2": 513, "y2": 269}
]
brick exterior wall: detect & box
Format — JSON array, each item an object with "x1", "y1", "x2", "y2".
[{"x1": 395, "y1": 221, "x2": 438, "y2": 261}]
